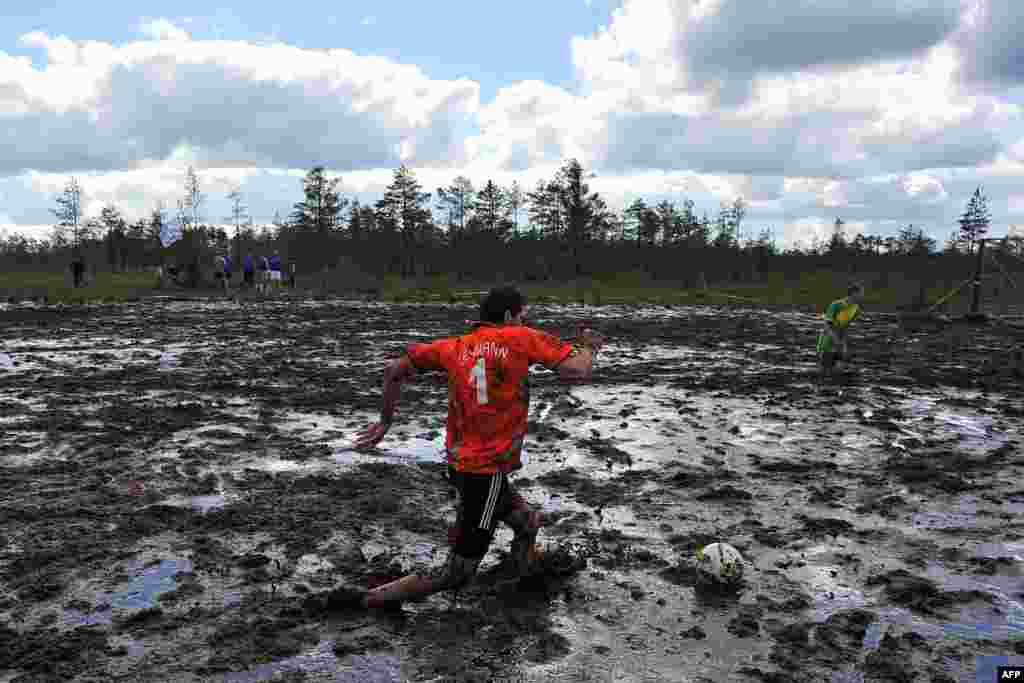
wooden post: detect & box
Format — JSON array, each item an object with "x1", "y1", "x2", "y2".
[{"x1": 970, "y1": 238, "x2": 987, "y2": 315}]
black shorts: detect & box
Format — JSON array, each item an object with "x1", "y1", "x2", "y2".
[
  {"x1": 244, "y1": 271, "x2": 254, "y2": 284},
  {"x1": 448, "y1": 470, "x2": 517, "y2": 559}
]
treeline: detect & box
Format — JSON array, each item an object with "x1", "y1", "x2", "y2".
[{"x1": 2, "y1": 159, "x2": 1022, "y2": 287}]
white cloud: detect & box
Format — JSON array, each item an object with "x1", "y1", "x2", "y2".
[
  {"x1": 778, "y1": 216, "x2": 869, "y2": 251},
  {"x1": 5, "y1": 3, "x2": 1024, "y2": 253},
  {"x1": 361, "y1": 16, "x2": 377, "y2": 26},
  {"x1": 138, "y1": 18, "x2": 190, "y2": 42},
  {"x1": 0, "y1": 31, "x2": 479, "y2": 175}
]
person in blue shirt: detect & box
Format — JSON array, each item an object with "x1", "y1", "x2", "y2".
[
  {"x1": 243, "y1": 252, "x2": 255, "y2": 289},
  {"x1": 269, "y1": 252, "x2": 282, "y2": 291},
  {"x1": 222, "y1": 253, "x2": 233, "y2": 293}
]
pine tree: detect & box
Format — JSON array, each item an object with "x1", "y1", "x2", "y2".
[
  {"x1": 656, "y1": 200, "x2": 677, "y2": 244},
  {"x1": 619, "y1": 200, "x2": 641, "y2": 242},
  {"x1": 99, "y1": 205, "x2": 127, "y2": 271},
  {"x1": 527, "y1": 180, "x2": 564, "y2": 240},
  {"x1": 376, "y1": 165, "x2": 433, "y2": 275},
  {"x1": 828, "y1": 217, "x2": 846, "y2": 254},
  {"x1": 626, "y1": 199, "x2": 658, "y2": 246},
  {"x1": 897, "y1": 224, "x2": 936, "y2": 256},
  {"x1": 958, "y1": 187, "x2": 990, "y2": 255},
  {"x1": 291, "y1": 167, "x2": 347, "y2": 233},
  {"x1": 148, "y1": 204, "x2": 168, "y2": 247},
  {"x1": 473, "y1": 180, "x2": 509, "y2": 238},
  {"x1": 713, "y1": 203, "x2": 736, "y2": 248}
]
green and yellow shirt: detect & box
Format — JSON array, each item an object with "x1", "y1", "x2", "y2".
[{"x1": 817, "y1": 297, "x2": 861, "y2": 354}]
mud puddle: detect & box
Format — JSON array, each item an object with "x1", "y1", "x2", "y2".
[{"x1": 0, "y1": 298, "x2": 1021, "y2": 682}]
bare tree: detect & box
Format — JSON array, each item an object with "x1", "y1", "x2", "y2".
[
  {"x1": 227, "y1": 187, "x2": 249, "y2": 264},
  {"x1": 507, "y1": 180, "x2": 525, "y2": 237},
  {"x1": 183, "y1": 166, "x2": 204, "y2": 230},
  {"x1": 51, "y1": 177, "x2": 84, "y2": 253}
]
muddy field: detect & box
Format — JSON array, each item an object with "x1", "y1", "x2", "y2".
[{"x1": 1, "y1": 296, "x2": 1022, "y2": 682}]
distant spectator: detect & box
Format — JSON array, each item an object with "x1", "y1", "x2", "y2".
[
  {"x1": 289, "y1": 261, "x2": 296, "y2": 289},
  {"x1": 71, "y1": 259, "x2": 85, "y2": 288},
  {"x1": 257, "y1": 254, "x2": 270, "y2": 294},
  {"x1": 243, "y1": 252, "x2": 255, "y2": 289},
  {"x1": 269, "y1": 252, "x2": 282, "y2": 291},
  {"x1": 222, "y1": 253, "x2": 233, "y2": 293}
]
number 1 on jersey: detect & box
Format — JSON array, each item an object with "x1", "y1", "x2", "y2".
[{"x1": 470, "y1": 357, "x2": 489, "y2": 405}]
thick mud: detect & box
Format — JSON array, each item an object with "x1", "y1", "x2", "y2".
[{"x1": 1, "y1": 297, "x2": 1022, "y2": 682}]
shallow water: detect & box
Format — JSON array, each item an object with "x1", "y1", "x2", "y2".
[{"x1": 109, "y1": 559, "x2": 194, "y2": 610}]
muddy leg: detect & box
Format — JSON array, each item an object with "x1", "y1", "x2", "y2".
[
  {"x1": 501, "y1": 493, "x2": 544, "y2": 578},
  {"x1": 363, "y1": 553, "x2": 483, "y2": 608}
]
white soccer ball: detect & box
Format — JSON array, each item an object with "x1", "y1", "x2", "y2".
[{"x1": 695, "y1": 542, "x2": 745, "y2": 583}]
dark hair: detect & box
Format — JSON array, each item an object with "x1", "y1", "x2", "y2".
[
  {"x1": 848, "y1": 283, "x2": 864, "y2": 296},
  {"x1": 480, "y1": 286, "x2": 526, "y2": 324}
]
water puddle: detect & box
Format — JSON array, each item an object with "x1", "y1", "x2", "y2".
[
  {"x1": 160, "y1": 494, "x2": 228, "y2": 514},
  {"x1": 61, "y1": 607, "x2": 115, "y2": 628},
  {"x1": 333, "y1": 435, "x2": 447, "y2": 468},
  {"x1": 913, "y1": 495, "x2": 984, "y2": 530},
  {"x1": 224, "y1": 640, "x2": 402, "y2": 683},
  {"x1": 975, "y1": 542, "x2": 1024, "y2": 560},
  {"x1": 900, "y1": 398, "x2": 1012, "y2": 455},
  {"x1": 158, "y1": 351, "x2": 180, "y2": 371},
  {"x1": 911, "y1": 512, "x2": 977, "y2": 530},
  {"x1": 109, "y1": 559, "x2": 193, "y2": 610}
]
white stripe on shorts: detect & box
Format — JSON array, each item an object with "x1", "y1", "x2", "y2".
[{"x1": 479, "y1": 473, "x2": 502, "y2": 530}]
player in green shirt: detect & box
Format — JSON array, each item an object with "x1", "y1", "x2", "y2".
[{"x1": 817, "y1": 284, "x2": 865, "y2": 379}]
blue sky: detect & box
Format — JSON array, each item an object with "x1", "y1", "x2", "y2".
[{"x1": 2, "y1": 0, "x2": 1024, "y2": 249}]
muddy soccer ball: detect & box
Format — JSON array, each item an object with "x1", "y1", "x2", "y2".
[{"x1": 695, "y1": 542, "x2": 744, "y2": 583}]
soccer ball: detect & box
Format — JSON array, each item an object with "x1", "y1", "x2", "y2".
[{"x1": 695, "y1": 542, "x2": 745, "y2": 583}]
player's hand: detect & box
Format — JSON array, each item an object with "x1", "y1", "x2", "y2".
[
  {"x1": 577, "y1": 327, "x2": 606, "y2": 352},
  {"x1": 353, "y1": 422, "x2": 390, "y2": 451}
]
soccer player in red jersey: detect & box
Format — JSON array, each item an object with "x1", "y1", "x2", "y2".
[{"x1": 328, "y1": 285, "x2": 605, "y2": 610}]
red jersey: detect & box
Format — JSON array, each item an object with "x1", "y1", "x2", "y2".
[{"x1": 406, "y1": 324, "x2": 573, "y2": 474}]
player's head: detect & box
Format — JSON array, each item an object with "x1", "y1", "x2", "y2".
[
  {"x1": 481, "y1": 286, "x2": 528, "y2": 325},
  {"x1": 848, "y1": 283, "x2": 865, "y2": 302}
]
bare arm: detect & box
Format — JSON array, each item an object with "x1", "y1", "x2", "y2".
[
  {"x1": 379, "y1": 356, "x2": 417, "y2": 424},
  {"x1": 556, "y1": 329, "x2": 605, "y2": 381},
  {"x1": 354, "y1": 355, "x2": 418, "y2": 449}
]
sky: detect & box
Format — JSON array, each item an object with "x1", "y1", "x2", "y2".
[{"x1": 3, "y1": 0, "x2": 1024, "y2": 250}]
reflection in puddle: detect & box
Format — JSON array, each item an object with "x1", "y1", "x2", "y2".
[
  {"x1": 900, "y1": 399, "x2": 1011, "y2": 455},
  {"x1": 62, "y1": 607, "x2": 114, "y2": 628},
  {"x1": 862, "y1": 621, "x2": 886, "y2": 650},
  {"x1": 158, "y1": 350, "x2": 180, "y2": 370},
  {"x1": 160, "y1": 494, "x2": 228, "y2": 514},
  {"x1": 912, "y1": 512, "x2": 976, "y2": 530},
  {"x1": 975, "y1": 542, "x2": 1024, "y2": 560},
  {"x1": 110, "y1": 559, "x2": 193, "y2": 610}
]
